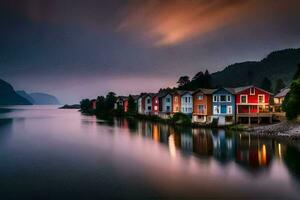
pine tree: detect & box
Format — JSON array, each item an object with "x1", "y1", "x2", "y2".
[
  {"x1": 274, "y1": 79, "x2": 286, "y2": 94},
  {"x1": 261, "y1": 77, "x2": 273, "y2": 92},
  {"x1": 293, "y1": 63, "x2": 300, "y2": 80}
]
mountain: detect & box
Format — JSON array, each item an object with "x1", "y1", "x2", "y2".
[
  {"x1": 0, "y1": 79, "x2": 32, "y2": 105},
  {"x1": 16, "y1": 90, "x2": 35, "y2": 104},
  {"x1": 211, "y1": 48, "x2": 300, "y2": 88},
  {"x1": 29, "y1": 93, "x2": 60, "y2": 105}
]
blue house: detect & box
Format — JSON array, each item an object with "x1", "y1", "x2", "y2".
[{"x1": 212, "y1": 88, "x2": 236, "y2": 126}]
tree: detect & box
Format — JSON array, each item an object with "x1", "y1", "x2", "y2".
[
  {"x1": 177, "y1": 76, "x2": 190, "y2": 87},
  {"x1": 127, "y1": 95, "x2": 137, "y2": 113},
  {"x1": 293, "y1": 63, "x2": 300, "y2": 80},
  {"x1": 247, "y1": 70, "x2": 254, "y2": 85},
  {"x1": 192, "y1": 71, "x2": 204, "y2": 81},
  {"x1": 96, "y1": 96, "x2": 105, "y2": 113},
  {"x1": 80, "y1": 99, "x2": 91, "y2": 112},
  {"x1": 203, "y1": 70, "x2": 212, "y2": 88},
  {"x1": 260, "y1": 77, "x2": 273, "y2": 92},
  {"x1": 105, "y1": 92, "x2": 116, "y2": 112},
  {"x1": 274, "y1": 79, "x2": 286, "y2": 94},
  {"x1": 282, "y1": 79, "x2": 300, "y2": 120}
]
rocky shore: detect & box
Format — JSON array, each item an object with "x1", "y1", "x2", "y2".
[{"x1": 247, "y1": 121, "x2": 300, "y2": 140}]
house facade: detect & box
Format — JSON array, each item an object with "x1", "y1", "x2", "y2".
[
  {"x1": 212, "y1": 88, "x2": 236, "y2": 126},
  {"x1": 235, "y1": 86, "x2": 272, "y2": 123},
  {"x1": 274, "y1": 88, "x2": 290, "y2": 112},
  {"x1": 159, "y1": 92, "x2": 173, "y2": 113},
  {"x1": 192, "y1": 89, "x2": 215, "y2": 123},
  {"x1": 138, "y1": 95, "x2": 146, "y2": 114},
  {"x1": 180, "y1": 91, "x2": 193, "y2": 115},
  {"x1": 152, "y1": 94, "x2": 159, "y2": 115},
  {"x1": 172, "y1": 92, "x2": 181, "y2": 113}
]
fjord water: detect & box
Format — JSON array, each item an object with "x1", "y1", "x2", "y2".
[{"x1": 0, "y1": 106, "x2": 299, "y2": 199}]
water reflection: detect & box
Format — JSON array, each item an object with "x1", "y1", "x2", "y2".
[{"x1": 107, "y1": 118, "x2": 299, "y2": 173}]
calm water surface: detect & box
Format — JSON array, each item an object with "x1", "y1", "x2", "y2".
[{"x1": 0, "y1": 106, "x2": 299, "y2": 199}]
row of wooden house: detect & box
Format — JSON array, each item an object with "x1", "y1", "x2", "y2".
[{"x1": 116, "y1": 85, "x2": 290, "y2": 126}]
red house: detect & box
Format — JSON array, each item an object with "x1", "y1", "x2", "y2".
[{"x1": 235, "y1": 86, "x2": 272, "y2": 123}]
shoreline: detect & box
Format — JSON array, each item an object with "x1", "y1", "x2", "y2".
[
  {"x1": 246, "y1": 121, "x2": 300, "y2": 140},
  {"x1": 78, "y1": 109, "x2": 300, "y2": 139}
]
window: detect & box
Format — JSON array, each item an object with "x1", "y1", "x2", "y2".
[
  {"x1": 227, "y1": 95, "x2": 231, "y2": 102},
  {"x1": 155, "y1": 99, "x2": 158, "y2": 103},
  {"x1": 227, "y1": 106, "x2": 232, "y2": 114},
  {"x1": 166, "y1": 98, "x2": 170, "y2": 103},
  {"x1": 148, "y1": 106, "x2": 151, "y2": 110},
  {"x1": 154, "y1": 106, "x2": 158, "y2": 111},
  {"x1": 241, "y1": 95, "x2": 247, "y2": 103},
  {"x1": 220, "y1": 95, "x2": 226, "y2": 102},
  {"x1": 147, "y1": 98, "x2": 151, "y2": 104},
  {"x1": 213, "y1": 95, "x2": 218, "y2": 102},
  {"x1": 185, "y1": 97, "x2": 188, "y2": 103},
  {"x1": 176, "y1": 106, "x2": 179, "y2": 111},
  {"x1": 174, "y1": 96, "x2": 178, "y2": 102},
  {"x1": 198, "y1": 95, "x2": 203, "y2": 100},
  {"x1": 166, "y1": 106, "x2": 170, "y2": 112},
  {"x1": 250, "y1": 87, "x2": 255, "y2": 95},
  {"x1": 258, "y1": 95, "x2": 265, "y2": 103},
  {"x1": 198, "y1": 105, "x2": 205, "y2": 113},
  {"x1": 213, "y1": 106, "x2": 219, "y2": 114}
]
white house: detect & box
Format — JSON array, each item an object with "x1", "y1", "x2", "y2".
[
  {"x1": 159, "y1": 92, "x2": 172, "y2": 113},
  {"x1": 180, "y1": 91, "x2": 193, "y2": 114}
]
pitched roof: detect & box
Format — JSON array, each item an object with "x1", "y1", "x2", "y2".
[
  {"x1": 193, "y1": 88, "x2": 216, "y2": 95},
  {"x1": 275, "y1": 88, "x2": 290, "y2": 98},
  {"x1": 234, "y1": 85, "x2": 273, "y2": 95},
  {"x1": 212, "y1": 87, "x2": 236, "y2": 94},
  {"x1": 173, "y1": 90, "x2": 192, "y2": 96}
]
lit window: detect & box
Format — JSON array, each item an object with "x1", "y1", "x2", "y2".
[
  {"x1": 154, "y1": 106, "x2": 158, "y2": 110},
  {"x1": 227, "y1": 106, "x2": 232, "y2": 114},
  {"x1": 258, "y1": 95, "x2": 264, "y2": 103},
  {"x1": 198, "y1": 105, "x2": 205, "y2": 113},
  {"x1": 175, "y1": 96, "x2": 178, "y2": 102},
  {"x1": 198, "y1": 95, "x2": 203, "y2": 100},
  {"x1": 213, "y1": 106, "x2": 219, "y2": 114}
]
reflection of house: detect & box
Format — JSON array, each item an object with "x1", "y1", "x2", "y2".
[
  {"x1": 274, "y1": 88, "x2": 290, "y2": 112},
  {"x1": 180, "y1": 130, "x2": 193, "y2": 152},
  {"x1": 192, "y1": 88, "x2": 215, "y2": 124},
  {"x1": 236, "y1": 135, "x2": 273, "y2": 169},
  {"x1": 212, "y1": 129, "x2": 236, "y2": 163},
  {"x1": 212, "y1": 88, "x2": 236, "y2": 126},
  {"x1": 192, "y1": 129, "x2": 213, "y2": 156},
  {"x1": 235, "y1": 86, "x2": 272, "y2": 124}
]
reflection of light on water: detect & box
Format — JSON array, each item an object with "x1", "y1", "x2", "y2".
[
  {"x1": 258, "y1": 144, "x2": 267, "y2": 166},
  {"x1": 278, "y1": 143, "x2": 282, "y2": 159},
  {"x1": 153, "y1": 124, "x2": 159, "y2": 142},
  {"x1": 168, "y1": 134, "x2": 176, "y2": 158}
]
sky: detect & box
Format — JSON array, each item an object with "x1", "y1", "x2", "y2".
[{"x1": 1, "y1": 0, "x2": 300, "y2": 103}]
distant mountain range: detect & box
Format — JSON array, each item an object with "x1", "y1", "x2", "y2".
[
  {"x1": 0, "y1": 79, "x2": 32, "y2": 105},
  {"x1": 211, "y1": 48, "x2": 300, "y2": 87},
  {"x1": 0, "y1": 79, "x2": 60, "y2": 105}
]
